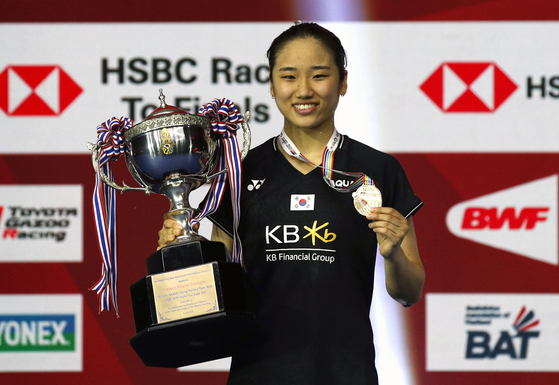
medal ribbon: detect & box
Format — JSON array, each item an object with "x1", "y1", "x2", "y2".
[
  {"x1": 91, "y1": 116, "x2": 133, "y2": 315},
  {"x1": 278, "y1": 129, "x2": 374, "y2": 192},
  {"x1": 196, "y1": 98, "x2": 244, "y2": 266}
]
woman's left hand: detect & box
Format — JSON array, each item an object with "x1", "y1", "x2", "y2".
[{"x1": 366, "y1": 207, "x2": 409, "y2": 259}]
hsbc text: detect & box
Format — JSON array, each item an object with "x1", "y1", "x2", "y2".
[
  {"x1": 101, "y1": 57, "x2": 269, "y2": 85},
  {"x1": 527, "y1": 76, "x2": 559, "y2": 98}
]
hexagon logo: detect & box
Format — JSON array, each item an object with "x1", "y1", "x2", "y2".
[
  {"x1": 0, "y1": 65, "x2": 83, "y2": 116},
  {"x1": 420, "y1": 62, "x2": 517, "y2": 112}
]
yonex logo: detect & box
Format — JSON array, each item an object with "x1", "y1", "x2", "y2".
[
  {"x1": 247, "y1": 179, "x2": 266, "y2": 191},
  {"x1": 0, "y1": 65, "x2": 83, "y2": 116},
  {"x1": 0, "y1": 314, "x2": 76, "y2": 352},
  {"x1": 420, "y1": 62, "x2": 517, "y2": 112}
]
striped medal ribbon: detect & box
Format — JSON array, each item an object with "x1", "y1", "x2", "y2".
[{"x1": 278, "y1": 129, "x2": 382, "y2": 215}]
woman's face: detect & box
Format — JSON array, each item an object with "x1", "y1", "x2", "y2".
[{"x1": 270, "y1": 37, "x2": 347, "y2": 134}]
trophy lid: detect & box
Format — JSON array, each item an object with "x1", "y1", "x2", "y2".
[
  {"x1": 144, "y1": 89, "x2": 190, "y2": 120},
  {"x1": 124, "y1": 89, "x2": 210, "y2": 141}
]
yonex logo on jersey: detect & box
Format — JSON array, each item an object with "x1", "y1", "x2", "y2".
[
  {"x1": 420, "y1": 62, "x2": 517, "y2": 112},
  {"x1": 0, "y1": 65, "x2": 83, "y2": 116},
  {"x1": 247, "y1": 179, "x2": 266, "y2": 191}
]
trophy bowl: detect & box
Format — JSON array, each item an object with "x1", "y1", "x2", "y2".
[
  {"x1": 89, "y1": 90, "x2": 255, "y2": 368},
  {"x1": 123, "y1": 110, "x2": 216, "y2": 192},
  {"x1": 122, "y1": 98, "x2": 220, "y2": 243}
]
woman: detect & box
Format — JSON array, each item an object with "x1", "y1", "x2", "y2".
[{"x1": 159, "y1": 22, "x2": 425, "y2": 385}]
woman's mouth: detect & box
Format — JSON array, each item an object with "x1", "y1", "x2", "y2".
[{"x1": 293, "y1": 103, "x2": 317, "y2": 113}]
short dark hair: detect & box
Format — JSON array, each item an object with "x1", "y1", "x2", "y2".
[{"x1": 267, "y1": 22, "x2": 347, "y2": 83}]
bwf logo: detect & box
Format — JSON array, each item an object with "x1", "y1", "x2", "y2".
[
  {"x1": 446, "y1": 175, "x2": 558, "y2": 265},
  {"x1": 420, "y1": 62, "x2": 517, "y2": 112},
  {"x1": 0, "y1": 65, "x2": 83, "y2": 116}
]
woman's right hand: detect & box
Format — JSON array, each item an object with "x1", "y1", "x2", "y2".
[{"x1": 157, "y1": 218, "x2": 183, "y2": 250}]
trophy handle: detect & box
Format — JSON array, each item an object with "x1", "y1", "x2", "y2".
[
  {"x1": 204, "y1": 111, "x2": 252, "y2": 183},
  {"x1": 87, "y1": 142, "x2": 152, "y2": 194},
  {"x1": 240, "y1": 111, "x2": 251, "y2": 160}
]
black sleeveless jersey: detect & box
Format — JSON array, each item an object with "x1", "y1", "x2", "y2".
[{"x1": 209, "y1": 135, "x2": 422, "y2": 385}]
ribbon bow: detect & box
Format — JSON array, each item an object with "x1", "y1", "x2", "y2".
[
  {"x1": 199, "y1": 98, "x2": 243, "y2": 137},
  {"x1": 91, "y1": 117, "x2": 133, "y2": 315},
  {"x1": 96, "y1": 117, "x2": 131, "y2": 165}
]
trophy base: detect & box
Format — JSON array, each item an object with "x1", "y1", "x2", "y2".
[
  {"x1": 146, "y1": 238, "x2": 229, "y2": 274},
  {"x1": 129, "y1": 310, "x2": 256, "y2": 368},
  {"x1": 130, "y1": 240, "x2": 256, "y2": 368}
]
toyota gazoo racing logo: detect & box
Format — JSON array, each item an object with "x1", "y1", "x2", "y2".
[
  {"x1": 446, "y1": 175, "x2": 558, "y2": 265},
  {"x1": 0, "y1": 65, "x2": 82, "y2": 116},
  {"x1": 420, "y1": 62, "x2": 517, "y2": 112}
]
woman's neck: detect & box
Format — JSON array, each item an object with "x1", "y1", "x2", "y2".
[
  {"x1": 282, "y1": 124, "x2": 335, "y2": 164},
  {"x1": 279, "y1": 123, "x2": 335, "y2": 174}
]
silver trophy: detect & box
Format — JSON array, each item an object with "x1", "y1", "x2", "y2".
[{"x1": 88, "y1": 90, "x2": 255, "y2": 368}]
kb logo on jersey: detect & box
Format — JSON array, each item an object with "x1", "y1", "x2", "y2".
[{"x1": 265, "y1": 220, "x2": 336, "y2": 246}]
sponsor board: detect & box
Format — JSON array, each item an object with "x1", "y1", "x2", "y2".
[
  {"x1": 446, "y1": 175, "x2": 558, "y2": 265},
  {"x1": 3, "y1": 23, "x2": 559, "y2": 153},
  {"x1": 0, "y1": 294, "x2": 83, "y2": 372},
  {"x1": 0, "y1": 185, "x2": 83, "y2": 262},
  {"x1": 0, "y1": 23, "x2": 277, "y2": 154},
  {"x1": 427, "y1": 293, "x2": 559, "y2": 372}
]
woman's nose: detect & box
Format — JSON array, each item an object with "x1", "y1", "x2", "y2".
[{"x1": 295, "y1": 78, "x2": 313, "y2": 98}]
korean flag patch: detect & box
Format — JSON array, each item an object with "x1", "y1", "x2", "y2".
[{"x1": 291, "y1": 194, "x2": 315, "y2": 211}]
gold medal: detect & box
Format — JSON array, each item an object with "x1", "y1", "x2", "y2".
[{"x1": 352, "y1": 185, "x2": 382, "y2": 216}]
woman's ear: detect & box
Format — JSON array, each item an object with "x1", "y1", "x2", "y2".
[{"x1": 340, "y1": 70, "x2": 348, "y2": 96}]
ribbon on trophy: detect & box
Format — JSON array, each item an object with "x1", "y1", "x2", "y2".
[
  {"x1": 91, "y1": 117, "x2": 133, "y2": 315},
  {"x1": 195, "y1": 98, "x2": 244, "y2": 266}
]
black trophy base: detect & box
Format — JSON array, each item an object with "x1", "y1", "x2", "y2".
[
  {"x1": 129, "y1": 311, "x2": 257, "y2": 368},
  {"x1": 145, "y1": 238, "x2": 229, "y2": 275},
  {"x1": 129, "y1": 239, "x2": 255, "y2": 368}
]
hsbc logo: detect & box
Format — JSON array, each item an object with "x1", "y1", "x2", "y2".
[
  {"x1": 0, "y1": 65, "x2": 82, "y2": 116},
  {"x1": 446, "y1": 175, "x2": 558, "y2": 265},
  {"x1": 420, "y1": 62, "x2": 517, "y2": 112}
]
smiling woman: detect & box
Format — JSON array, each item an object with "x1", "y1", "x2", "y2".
[
  {"x1": 270, "y1": 37, "x2": 347, "y2": 164},
  {"x1": 159, "y1": 22, "x2": 425, "y2": 385}
]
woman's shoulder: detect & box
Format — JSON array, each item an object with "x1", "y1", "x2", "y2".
[{"x1": 243, "y1": 136, "x2": 277, "y2": 161}]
